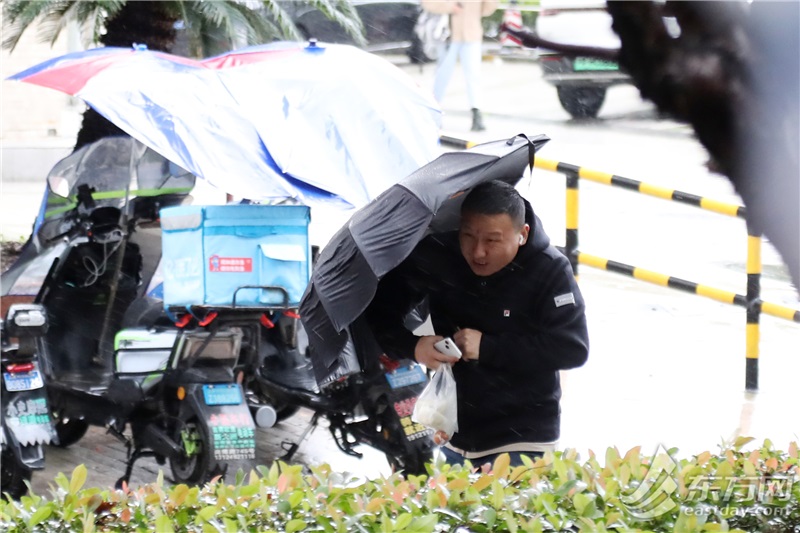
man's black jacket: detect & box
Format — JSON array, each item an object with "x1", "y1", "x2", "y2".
[{"x1": 366, "y1": 201, "x2": 589, "y2": 451}]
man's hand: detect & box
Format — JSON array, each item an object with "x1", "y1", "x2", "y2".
[
  {"x1": 454, "y1": 328, "x2": 482, "y2": 361},
  {"x1": 414, "y1": 335, "x2": 457, "y2": 370}
]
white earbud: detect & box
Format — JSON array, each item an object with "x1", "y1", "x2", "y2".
[{"x1": 519, "y1": 235, "x2": 525, "y2": 245}]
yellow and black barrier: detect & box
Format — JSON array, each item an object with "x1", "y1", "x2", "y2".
[
  {"x1": 440, "y1": 135, "x2": 479, "y2": 150},
  {"x1": 534, "y1": 156, "x2": 799, "y2": 392}
]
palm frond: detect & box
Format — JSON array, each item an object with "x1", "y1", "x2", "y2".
[
  {"x1": 1, "y1": 0, "x2": 127, "y2": 51},
  {"x1": 226, "y1": 0, "x2": 293, "y2": 45},
  {"x1": 40, "y1": 1, "x2": 82, "y2": 48},
  {"x1": 257, "y1": 0, "x2": 304, "y2": 42},
  {"x1": 1, "y1": 0, "x2": 70, "y2": 51},
  {"x1": 186, "y1": 0, "x2": 282, "y2": 47},
  {"x1": 79, "y1": 0, "x2": 127, "y2": 40},
  {"x1": 305, "y1": 0, "x2": 366, "y2": 47}
]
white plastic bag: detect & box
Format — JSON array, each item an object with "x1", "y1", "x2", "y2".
[{"x1": 412, "y1": 364, "x2": 458, "y2": 442}]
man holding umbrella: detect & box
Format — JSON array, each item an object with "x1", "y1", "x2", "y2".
[{"x1": 366, "y1": 180, "x2": 589, "y2": 466}]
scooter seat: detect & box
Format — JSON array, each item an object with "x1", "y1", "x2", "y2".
[
  {"x1": 258, "y1": 360, "x2": 320, "y2": 394},
  {"x1": 54, "y1": 368, "x2": 113, "y2": 392}
]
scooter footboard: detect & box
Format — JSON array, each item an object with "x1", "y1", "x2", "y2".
[{"x1": 183, "y1": 383, "x2": 256, "y2": 462}]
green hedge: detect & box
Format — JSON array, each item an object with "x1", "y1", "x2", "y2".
[{"x1": 1, "y1": 437, "x2": 797, "y2": 532}]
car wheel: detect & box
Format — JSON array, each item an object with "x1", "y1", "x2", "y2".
[{"x1": 557, "y1": 86, "x2": 606, "y2": 119}]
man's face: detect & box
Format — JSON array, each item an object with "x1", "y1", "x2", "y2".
[{"x1": 459, "y1": 212, "x2": 529, "y2": 277}]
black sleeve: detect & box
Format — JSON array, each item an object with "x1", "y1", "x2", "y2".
[
  {"x1": 365, "y1": 257, "x2": 427, "y2": 360},
  {"x1": 479, "y1": 261, "x2": 589, "y2": 372}
]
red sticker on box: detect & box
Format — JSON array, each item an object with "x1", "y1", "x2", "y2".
[{"x1": 209, "y1": 255, "x2": 252, "y2": 273}]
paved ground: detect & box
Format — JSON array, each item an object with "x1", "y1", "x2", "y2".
[{"x1": 3, "y1": 53, "x2": 799, "y2": 497}]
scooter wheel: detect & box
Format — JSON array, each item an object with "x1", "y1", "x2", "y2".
[
  {"x1": 170, "y1": 418, "x2": 223, "y2": 485},
  {"x1": 53, "y1": 418, "x2": 89, "y2": 448},
  {"x1": 1, "y1": 449, "x2": 32, "y2": 499},
  {"x1": 386, "y1": 449, "x2": 432, "y2": 477}
]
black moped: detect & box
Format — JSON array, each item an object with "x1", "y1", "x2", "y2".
[
  {"x1": 246, "y1": 296, "x2": 435, "y2": 475},
  {"x1": 3, "y1": 137, "x2": 266, "y2": 486}
]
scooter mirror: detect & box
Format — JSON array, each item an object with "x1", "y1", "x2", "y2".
[{"x1": 47, "y1": 174, "x2": 70, "y2": 198}]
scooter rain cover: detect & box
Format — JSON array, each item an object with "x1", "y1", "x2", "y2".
[{"x1": 3, "y1": 389, "x2": 57, "y2": 446}]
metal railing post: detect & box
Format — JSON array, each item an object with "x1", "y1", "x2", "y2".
[
  {"x1": 745, "y1": 223, "x2": 762, "y2": 391},
  {"x1": 565, "y1": 171, "x2": 579, "y2": 276}
]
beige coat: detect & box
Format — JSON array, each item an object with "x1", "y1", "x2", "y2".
[{"x1": 421, "y1": 0, "x2": 498, "y2": 43}]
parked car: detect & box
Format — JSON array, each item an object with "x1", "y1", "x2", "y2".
[
  {"x1": 280, "y1": 0, "x2": 422, "y2": 54},
  {"x1": 535, "y1": 0, "x2": 630, "y2": 118}
]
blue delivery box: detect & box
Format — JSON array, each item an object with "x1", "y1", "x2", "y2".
[{"x1": 160, "y1": 204, "x2": 311, "y2": 308}]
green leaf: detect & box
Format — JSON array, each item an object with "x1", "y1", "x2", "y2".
[
  {"x1": 619, "y1": 463, "x2": 631, "y2": 487},
  {"x1": 395, "y1": 512, "x2": 413, "y2": 531},
  {"x1": 239, "y1": 484, "x2": 259, "y2": 498},
  {"x1": 54, "y1": 472, "x2": 70, "y2": 492},
  {"x1": 380, "y1": 511, "x2": 393, "y2": 533},
  {"x1": 277, "y1": 500, "x2": 292, "y2": 514},
  {"x1": 156, "y1": 514, "x2": 175, "y2": 533},
  {"x1": 581, "y1": 499, "x2": 598, "y2": 518},
  {"x1": 225, "y1": 517, "x2": 240, "y2": 533},
  {"x1": 69, "y1": 464, "x2": 87, "y2": 494},
  {"x1": 409, "y1": 513, "x2": 439, "y2": 532},
  {"x1": 197, "y1": 506, "x2": 218, "y2": 523},
  {"x1": 288, "y1": 490, "x2": 305, "y2": 508},
  {"x1": 484, "y1": 507, "x2": 497, "y2": 529},
  {"x1": 29, "y1": 505, "x2": 52, "y2": 527},
  {"x1": 317, "y1": 516, "x2": 335, "y2": 533},
  {"x1": 553, "y1": 478, "x2": 578, "y2": 498},
  {"x1": 573, "y1": 493, "x2": 591, "y2": 515},
  {"x1": 491, "y1": 480, "x2": 505, "y2": 509},
  {"x1": 502, "y1": 510, "x2": 518, "y2": 533},
  {"x1": 286, "y1": 518, "x2": 307, "y2": 533}
]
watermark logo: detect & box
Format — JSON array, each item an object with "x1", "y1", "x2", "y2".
[
  {"x1": 620, "y1": 444, "x2": 795, "y2": 520},
  {"x1": 620, "y1": 445, "x2": 680, "y2": 519}
]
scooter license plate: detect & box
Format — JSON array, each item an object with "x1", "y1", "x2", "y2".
[
  {"x1": 385, "y1": 365, "x2": 427, "y2": 389},
  {"x1": 2, "y1": 370, "x2": 44, "y2": 392},
  {"x1": 202, "y1": 384, "x2": 242, "y2": 406}
]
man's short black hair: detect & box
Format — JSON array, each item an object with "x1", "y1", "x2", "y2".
[{"x1": 461, "y1": 180, "x2": 526, "y2": 229}]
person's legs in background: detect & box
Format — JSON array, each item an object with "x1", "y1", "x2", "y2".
[
  {"x1": 459, "y1": 41, "x2": 486, "y2": 131},
  {"x1": 433, "y1": 42, "x2": 462, "y2": 104}
]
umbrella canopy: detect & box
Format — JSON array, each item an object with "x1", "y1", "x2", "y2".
[
  {"x1": 299, "y1": 134, "x2": 550, "y2": 383},
  {"x1": 8, "y1": 42, "x2": 441, "y2": 209}
]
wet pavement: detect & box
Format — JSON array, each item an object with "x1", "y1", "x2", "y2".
[{"x1": 2, "y1": 55, "x2": 799, "y2": 496}]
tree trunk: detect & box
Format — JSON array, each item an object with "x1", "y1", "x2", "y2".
[{"x1": 73, "y1": 1, "x2": 179, "y2": 151}]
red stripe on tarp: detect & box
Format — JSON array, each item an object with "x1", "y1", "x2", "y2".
[
  {"x1": 18, "y1": 49, "x2": 206, "y2": 94},
  {"x1": 19, "y1": 52, "x2": 135, "y2": 94},
  {"x1": 201, "y1": 49, "x2": 300, "y2": 69}
]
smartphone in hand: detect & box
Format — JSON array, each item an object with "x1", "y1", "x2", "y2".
[{"x1": 434, "y1": 337, "x2": 462, "y2": 359}]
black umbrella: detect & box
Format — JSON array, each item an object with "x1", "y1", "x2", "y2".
[{"x1": 299, "y1": 133, "x2": 550, "y2": 384}]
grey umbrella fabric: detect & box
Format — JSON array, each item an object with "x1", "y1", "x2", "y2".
[{"x1": 299, "y1": 134, "x2": 550, "y2": 384}]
